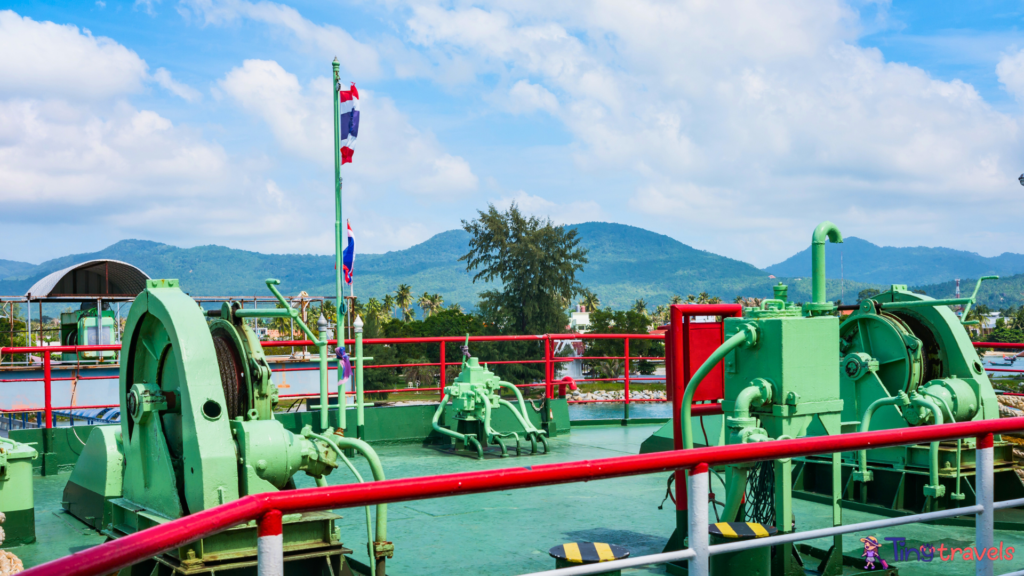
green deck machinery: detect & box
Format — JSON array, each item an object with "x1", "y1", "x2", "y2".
[
  {"x1": 431, "y1": 339, "x2": 549, "y2": 459},
  {"x1": 63, "y1": 279, "x2": 390, "y2": 576},
  {"x1": 671, "y1": 221, "x2": 1022, "y2": 576}
]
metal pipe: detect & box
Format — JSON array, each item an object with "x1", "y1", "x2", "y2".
[
  {"x1": 720, "y1": 466, "x2": 747, "y2": 523},
  {"x1": 977, "y1": 433, "x2": 995, "y2": 576},
  {"x1": 857, "y1": 396, "x2": 901, "y2": 481},
  {"x1": 355, "y1": 317, "x2": 365, "y2": 438},
  {"x1": 256, "y1": 510, "x2": 283, "y2": 576},
  {"x1": 811, "y1": 221, "x2": 843, "y2": 305},
  {"x1": 496, "y1": 399, "x2": 539, "y2": 437},
  {"x1": 306, "y1": 431, "x2": 387, "y2": 544},
  {"x1": 911, "y1": 395, "x2": 944, "y2": 493},
  {"x1": 994, "y1": 496, "x2": 1024, "y2": 510},
  {"x1": 709, "y1": 503, "x2": 982, "y2": 556},
  {"x1": 733, "y1": 380, "x2": 770, "y2": 419},
  {"x1": 881, "y1": 298, "x2": 975, "y2": 310},
  {"x1": 688, "y1": 464, "x2": 709, "y2": 576},
  {"x1": 23, "y1": 419, "x2": 1024, "y2": 576},
  {"x1": 682, "y1": 328, "x2": 756, "y2": 449},
  {"x1": 43, "y1": 353, "x2": 52, "y2": 429}
]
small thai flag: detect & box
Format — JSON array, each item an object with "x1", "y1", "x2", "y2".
[
  {"x1": 343, "y1": 220, "x2": 355, "y2": 284},
  {"x1": 338, "y1": 83, "x2": 359, "y2": 164}
]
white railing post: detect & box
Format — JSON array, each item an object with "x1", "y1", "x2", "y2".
[
  {"x1": 976, "y1": 433, "x2": 994, "y2": 576},
  {"x1": 688, "y1": 463, "x2": 709, "y2": 576},
  {"x1": 258, "y1": 509, "x2": 284, "y2": 576}
]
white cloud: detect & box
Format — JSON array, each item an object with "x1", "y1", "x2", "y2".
[
  {"x1": 153, "y1": 68, "x2": 202, "y2": 102},
  {"x1": 0, "y1": 11, "x2": 315, "y2": 257},
  {"x1": 0, "y1": 10, "x2": 148, "y2": 99},
  {"x1": 998, "y1": 48, "x2": 1024, "y2": 103},
  {"x1": 502, "y1": 80, "x2": 558, "y2": 114},
  {"x1": 135, "y1": 0, "x2": 160, "y2": 16},
  {"x1": 397, "y1": 0, "x2": 1024, "y2": 264},
  {"x1": 218, "y1": 59, "x2": 478, "y2": 197},
  {"x1": 179, "y1": 0, "x2": 381, "y2": 79},
  {"x1": 492, "y1": 191, "x2": 602, "y2": 224}
]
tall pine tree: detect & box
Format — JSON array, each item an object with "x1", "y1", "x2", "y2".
[{"x1": 461, "y1": 203, "x2": 589, "y2": 335}]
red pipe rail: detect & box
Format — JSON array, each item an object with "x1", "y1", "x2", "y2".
[
  {"x1": 22, "y1": 416, "x2": 1024, "y2": 576},
  {"x1": 0, "y1": 333, "x2": 668, "y2": 425}
]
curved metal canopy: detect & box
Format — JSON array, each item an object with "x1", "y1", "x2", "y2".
[{"x1": 25, "y1": 259, "x2": 150, "y2": 300}]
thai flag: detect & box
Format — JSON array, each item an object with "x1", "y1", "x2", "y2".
[
  {"x1": 342, "y1": 220, "x2": 355, "y2": 284},
  {"x1": 338, "y1": 83, "x2": 359, "y2": 164}
]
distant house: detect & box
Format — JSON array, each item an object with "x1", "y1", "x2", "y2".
[{"x1": 569, "y1": 306, "x2": 590, "y2": 332}]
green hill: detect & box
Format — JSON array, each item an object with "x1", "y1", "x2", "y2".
[
  {"x1": 4, "y1": 222, "x2": 994, "y2": 310},
  {"x1": 0, "y1": 223, "x2": 793, "y2": 309},
  {"x1": 0, "y1": 259, "x2": 35, "y2": 280},
  {"x1": 765, "y1": 237, "x2": 1024, "y2": 286},
  {"x1": 913, "y1": 274, "x2": 1024, "y2": 310}
]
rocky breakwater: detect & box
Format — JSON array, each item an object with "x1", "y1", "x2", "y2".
[{"x1": 571, "y1": 389, "x2": 667, "y2": 401}]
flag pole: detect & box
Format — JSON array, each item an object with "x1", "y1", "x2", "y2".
[{"x1": 333, "y1": 58, "x2": 346, "y2": 433}]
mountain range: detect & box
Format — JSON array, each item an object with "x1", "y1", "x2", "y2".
[{"x1": 2, "y1": 223, "x2": 1023, "y2": 310}]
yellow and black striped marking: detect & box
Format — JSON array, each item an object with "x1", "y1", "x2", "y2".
[
  {"x1": 548, "y1": 542, "x2": 630, "y2": 564},
  {"x1": 709, "y1": 522, "x2": 777, "y2": 540}
]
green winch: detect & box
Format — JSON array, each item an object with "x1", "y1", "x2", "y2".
[
  {"x1": 431, "y1": 337, "x2": 549, "y2": 459},
  {"x1": 63, "y1": 279, "x2": 390, "y2": 576}
]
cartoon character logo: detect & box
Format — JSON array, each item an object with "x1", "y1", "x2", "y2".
[{"x1": 861, "y1": 536, "x2": 890, "y2": 570}]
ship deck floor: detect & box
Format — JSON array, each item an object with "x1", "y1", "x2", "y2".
[{"x1": 12, "y1": 424, "x2": 1024, "y2": 575}]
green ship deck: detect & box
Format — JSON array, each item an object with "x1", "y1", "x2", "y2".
[{"x1": 9, "y1": 423, "x2": 1024, "y2": 575}]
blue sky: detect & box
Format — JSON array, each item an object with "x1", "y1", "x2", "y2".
[{"x1": 2, "y1": 0, "x2": 1024, "y2": 268}]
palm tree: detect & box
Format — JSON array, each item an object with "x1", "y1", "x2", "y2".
[
  {"x1": 632, "y1": 298, "x2": 649, "y2": 317},
  {"x1": 580, "y1": 289, "x2": 600, "y2": 311},
  {"x1": 653, "y1": 304, "x2": 668, "y2": 325},
  {"x1": 428, "y1": 293, "x2": 445, "y2": 313},
  {"x1": 381, "y1": 294, "x2": 396, "y2": 320},
  {"x1": 395, "y1": 284, "x2": 413, "y2": 321},
  {"x1": 670, "y1": 295, "x2": 684, "y2": 305},
  {"x1": 365, "y1": 297, "x2": 383, "y2": 325},
  {"x1": 446, "y1": 302, "x2": 464, "y2": 313},
  {"x1": 418, "y1": 292, "x2": 434, "y2": 318}
]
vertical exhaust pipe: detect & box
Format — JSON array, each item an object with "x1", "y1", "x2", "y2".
[{"x1": 810, "y1": 221, "x2": 843, "y2": 310}]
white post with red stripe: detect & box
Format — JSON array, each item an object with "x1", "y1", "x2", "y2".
[
  {"x1": 976, "y1": 433, "x2": 994, "y2": 576},
  {"x1": 688, "y1": 463, "x2": 709, "y2": 576},
  {"x1": 258, "y1": 509, "x2": 284, "y2": 576}
]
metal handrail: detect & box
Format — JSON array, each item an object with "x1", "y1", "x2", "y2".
[
  {"x1": 0, "y1": 333, "x2": 669, "y2": 423},
  {"x1": 20, "y1": 416, "x2": 1024, "y2": 576}
]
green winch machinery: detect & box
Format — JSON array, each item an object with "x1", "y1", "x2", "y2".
[
  {"x1": 672, "y1": 221, "x2": 1021, "y2": 575},
  {"x1": 63, "y1": 278, "x2": 391, "y2": 576},
  {"x1": 431, "y1": 338, "x2": 549, "y2": 459}
]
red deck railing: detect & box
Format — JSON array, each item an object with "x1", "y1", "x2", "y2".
[
  {"x1": 0, "y1": 333, "x2": 667, "y2": 427},
  {"x1": 20, "y1": 415, "x2": 1024, "y2": 576}
]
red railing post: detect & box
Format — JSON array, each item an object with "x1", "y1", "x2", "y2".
[
  {"x1": 43, "y1": 352, "x2": 52, "y2": 429},
  {"x1": 257, "y1": 509, "x2": 283, "y2": 575},
  {"x1": 544, "y1": 336, "x2": 552, "y2": 399},
  {"x1": 623, "y1": 337, "x2": 630, "y2": 421},
  {"x1": 439, "y1": 341, "x2": 446, "y2": 400}
]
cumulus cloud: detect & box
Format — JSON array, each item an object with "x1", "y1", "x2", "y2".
[
  {"x1": 492, "y1": 191, "x2": 602, "y2": 224},
  {"x1": 219, "y1": 59, "x2": 478, "y2": 197},
  {"x1": 998, "y1": 48, "x2": 1024, "y2": 103},
  {"x1": 397, "y1": 0, "x2": 1024, "y2": 264},
  {"x1": 0, "y1": 11, "x2": 311, "y2": 256},
  {"x1": 0, "y1": 10, "x2": 148, "y2": 99},
  {"x1": 153, "y1": 68, "x2": 202, "y2": 102},
  {"x1": 179, "y1": 0, "x2": 381, "y2": 79}
]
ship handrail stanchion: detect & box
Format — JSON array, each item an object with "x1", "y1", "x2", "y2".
[
  {"x1": 623, "y1": 337, "x2": 630, "y2": 422},
  {"x1": 688, "y1": 462, "x2": 709, "y2": 576},
  {"x1": 977, "y1": 432, "x2": 995, "y2": 576},
  {"x1": 257, "y1": 509, "x2": 284, "y2": 576},
  {"x1": 43, "y1": 352, "x2": 51, "y2": 429}
]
